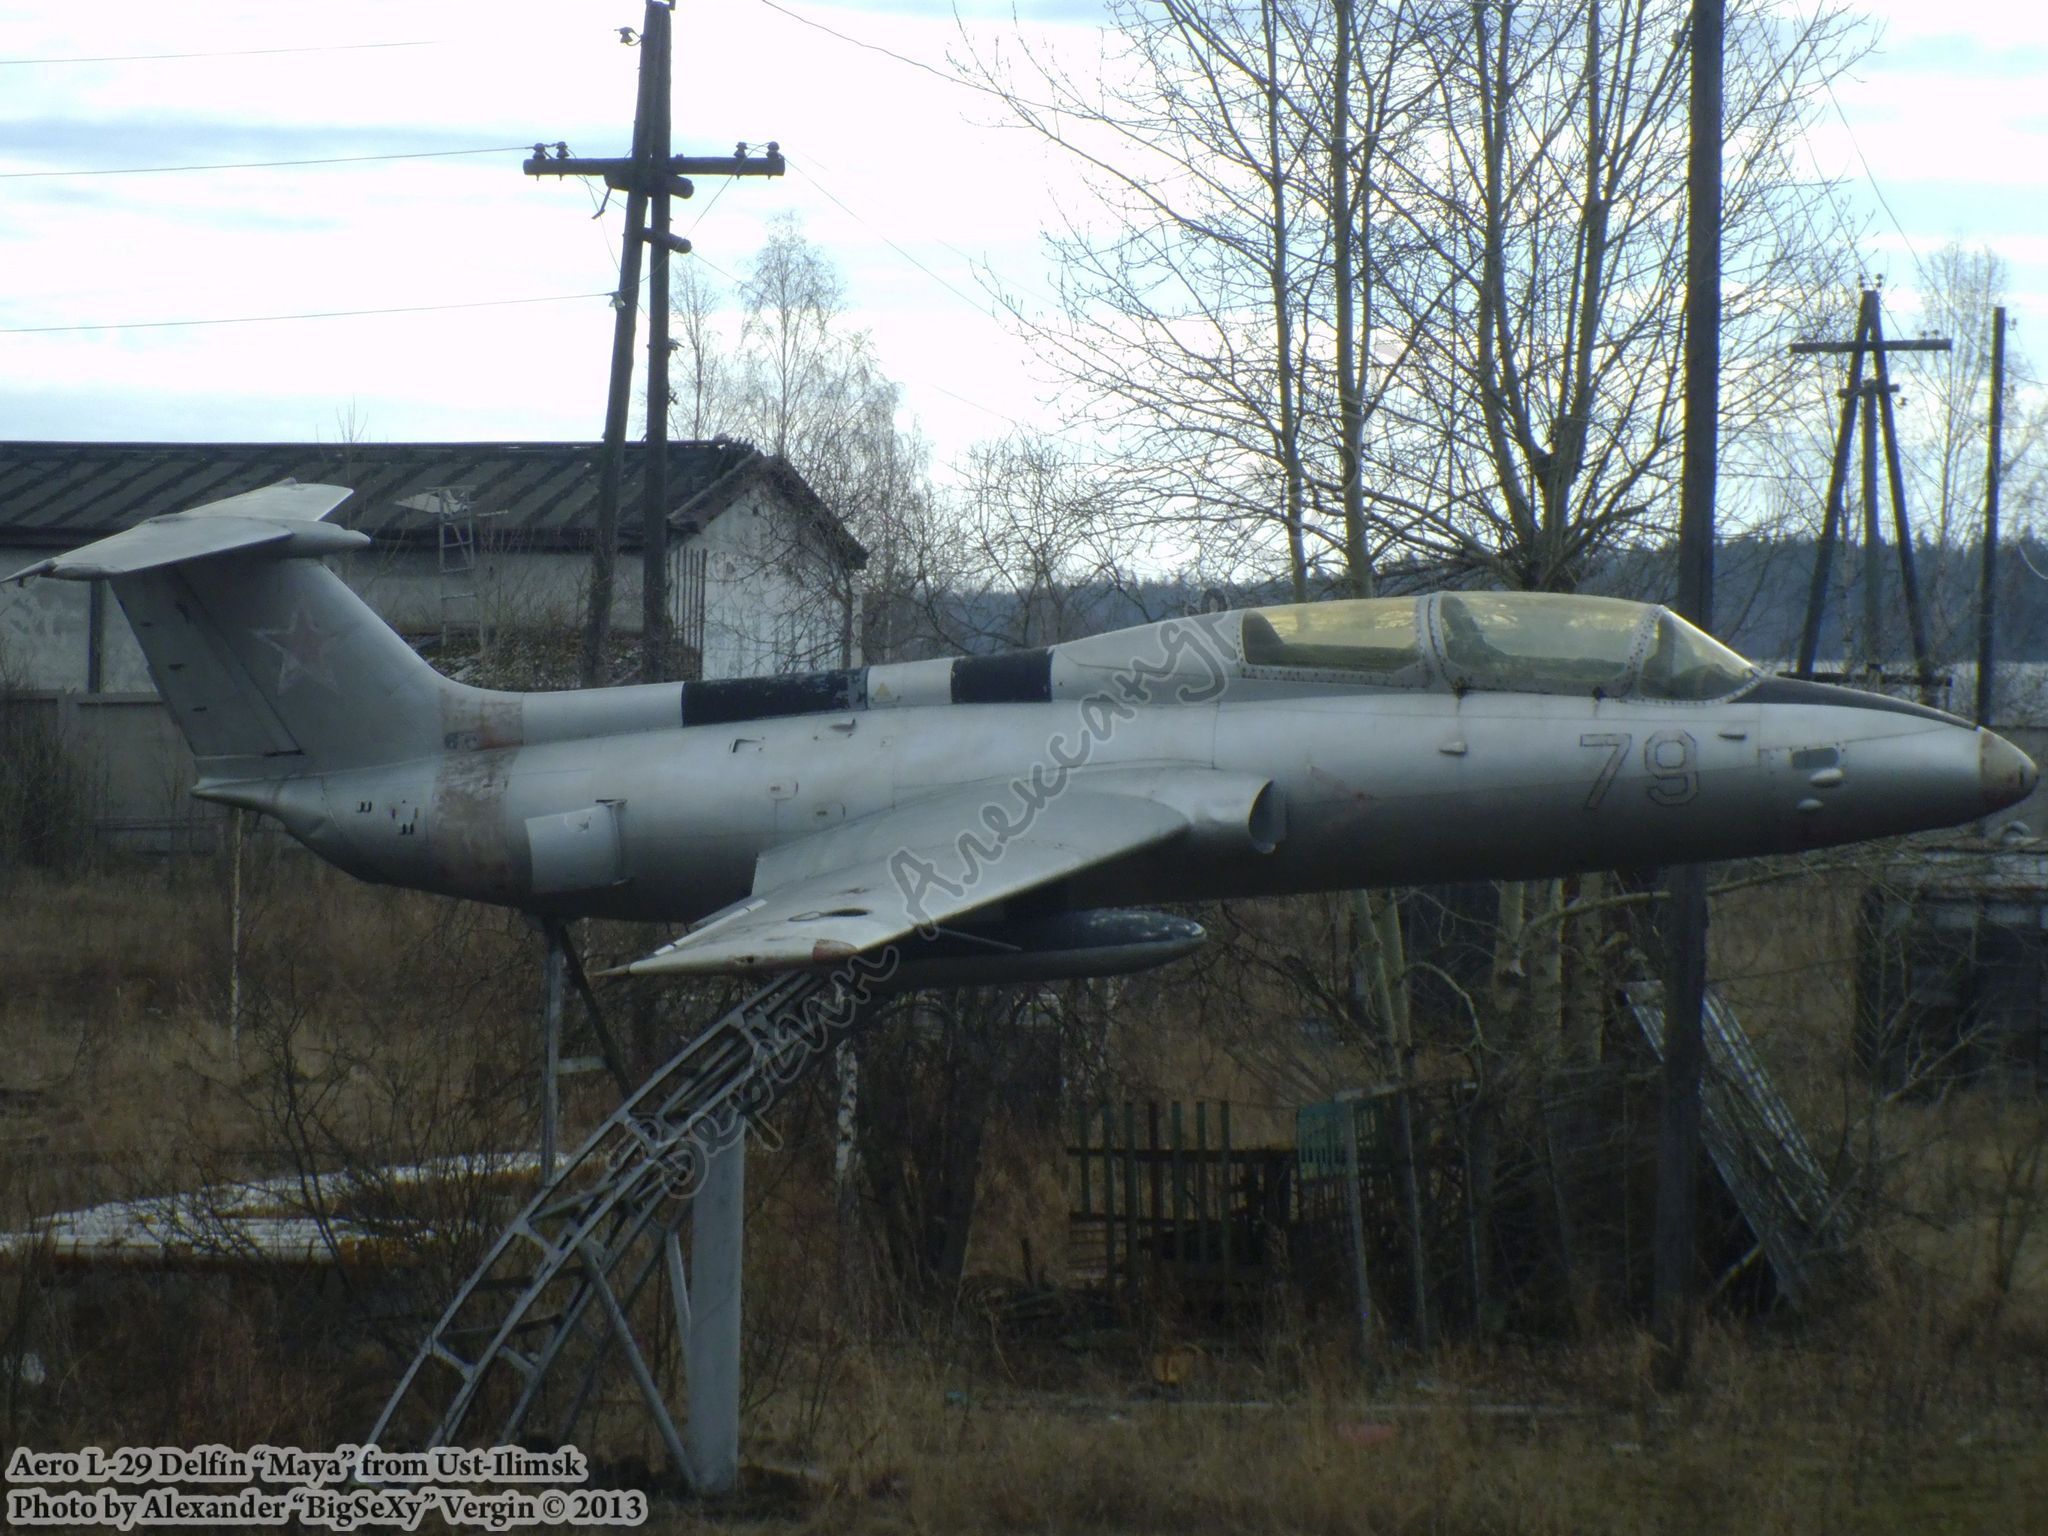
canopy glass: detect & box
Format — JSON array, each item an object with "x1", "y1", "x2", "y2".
[
  {"x1": 1241, "y1": 597, "x2": 1420, "y2": 676},
  {"x1": 1637, "y1": 610, "x2": 1756, "y2": 701},
  {"x1": 1236, "y1": 593, "x2": 1755, "y2": 700}
]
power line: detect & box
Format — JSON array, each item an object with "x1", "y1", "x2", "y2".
[
  {"x1": 0, "y1": 41, "x2": 439, "y2": 67},
  {"x1": 786, "y1": 159, "x2": 996, "y2": 320},
  {"x1": 751, "y1": 159, "x2": 1074, "y2": 441},
  {"x1": 660, "y1": 247, "x2": 1046, "y2": 440},
  {"x1": 729, "y1": 0, "x2": 1105, "y2": 444},
  {"x1": 691, "y1": 253, "x2": 741, "y2": 286},
  {"x1": 684, "y1": 174, "x2": 737, "y2": 235},
  {"x1": 0, "y1": 144, "x2": 531, "y2": 180},
  {"x1": 1823, "y1": 76, "x2": 1923, "y2": 277},
  {"x1": 0, "y1": 291, "x2": 612, "y2": 335},
  {"x1": 748, "y1": 0, "x2": 985, "y2": 96},
  {"x1": 926, "y1": 380, "x2": 1043, "y2": 431}
]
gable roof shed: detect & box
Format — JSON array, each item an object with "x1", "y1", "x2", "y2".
[{"x1": 0, "y1": 439, "x2": 866, "y2": 567}]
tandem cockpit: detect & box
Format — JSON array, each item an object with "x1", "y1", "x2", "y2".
[
  {"x1": 1061, "y1": 592, "x2": 1759, "y2": 704},
  {"x1": 1238, "y1": 592, "x2": 1754, "y2": 701}
]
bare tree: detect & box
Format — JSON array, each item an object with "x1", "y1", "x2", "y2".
[
  {"x1": 952, "y1": 4, "x2": 1874, "y2": 1354},
  {"x1": 1366, "y1": 1, "x2": 1859, "y2": 588},
  {"x1": 965, "y1": 0, "x2": 1863, "y2": 596},
  {"x1": 1891, "y1": 247, "x2": 2048, "y2": 657},
  {"x1": 959, "y1": 0, "x2": 1394, "y2": 590},
  {"x1": 666, "y1": 219, "x2": 940, "y2": 671},
  {"x1": 672, "y1": 260, "x2": 734, "y2": 441},
  {"x1": 918, "y1": 434, "x2": 1137, "y2": 653}
]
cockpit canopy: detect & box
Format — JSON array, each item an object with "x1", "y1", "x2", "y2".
[{"x1": 1237, "y1": 592, "x2": 1755, "y2": 702}]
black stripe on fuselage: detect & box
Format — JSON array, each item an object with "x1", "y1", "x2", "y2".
[
  {"x1": 952, "y1": 648, "x2": 1052, "y2": 705},
  {"x1": 1746, "y1": 676, "x2": 1966, "y2": 725},
  {"x1": 674, "y1": 647, "x2": 1055, "y2": 729},
  {"x1": 681, "y1": 667, "x2": 867, "y2": 728}
]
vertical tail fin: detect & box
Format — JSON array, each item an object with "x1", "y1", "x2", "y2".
[{"x1": 7, "y1": 483, "x2": 480, "y2": 780}]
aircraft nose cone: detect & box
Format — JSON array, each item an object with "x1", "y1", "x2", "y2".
[{"x1": 1981, "y1": 730, "x2": 2039, "y2": 813}]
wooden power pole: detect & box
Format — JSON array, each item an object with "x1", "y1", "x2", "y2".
[
  {"x1": 1977, "y1": 306, "x2": 2007, "y2": 726},
  {"x1": 1789, "y1": 289, "x2": 1950, "y2": 693},
  {"x1": 517, "y1": 9, "x2": 783, "y2": 1496},
  {"x1": 525, "y1": 1, "x2": 784, "y2": 686},
  {"x1": 1654, "y1": 0, "x2": 1722, "y2": 1389}
]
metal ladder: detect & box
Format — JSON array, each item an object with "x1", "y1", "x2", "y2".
[
  {"x1": 430, "y1": 489, "x2": 479, "y2": 652},
  {"x1": 1627, "y1": 982, "x2": 1846, "y2": 1303},
  {"x1": 368, "y1": 968, "x2": 852, "y2": 1486}
]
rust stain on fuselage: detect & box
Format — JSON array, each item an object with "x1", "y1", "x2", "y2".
[
  {"x1": 432, "y1": 692, "x2": 528, "y2": 901},
  {"x1": 1307, "y1": 764, "x2": 1376, "y2": 804},
  {"x1": 440, "y1": 691, "x2": 527, "y2": 754}
]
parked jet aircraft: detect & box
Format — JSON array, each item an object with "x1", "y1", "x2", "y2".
[{"x1": 11, "y1": 484, "x2": 2037, "y2": 984}]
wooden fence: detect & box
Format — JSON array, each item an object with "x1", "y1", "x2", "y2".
[
  {"x1": 1065, "y1": 1101, "x2": 1294, "y2": 1309},
  {"x1": 1067, "y1": 1089, "x2": 1484, "y2": 1343},
  {"x1": 1296, "y1": 1081, "x2": 1483, "y2": 1348}
]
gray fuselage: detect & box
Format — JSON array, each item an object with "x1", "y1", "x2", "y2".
[{"x1": 245, "y1": 601, "x2": 2035, "y2": 927}]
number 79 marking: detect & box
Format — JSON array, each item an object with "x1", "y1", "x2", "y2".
[{"x1": 1580, "y1": 733, "x2": 1632, "y2": 810}]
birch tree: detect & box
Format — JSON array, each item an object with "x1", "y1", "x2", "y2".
[{"x1": 670, "y1": 219, "x2": 939, "y2": 669}]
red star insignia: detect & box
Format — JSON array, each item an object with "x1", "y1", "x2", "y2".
[{"x1": 253, "y1": 605, "x2": 344, "y2": 694}]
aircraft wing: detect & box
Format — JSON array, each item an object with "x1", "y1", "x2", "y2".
[{"x1": 618, "y1": 775, "x2": 1212, "y2": 978}]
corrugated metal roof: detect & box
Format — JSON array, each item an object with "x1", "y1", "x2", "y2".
[{"x1": 0, "y1": 440, "x2": 865, "y2": 565}]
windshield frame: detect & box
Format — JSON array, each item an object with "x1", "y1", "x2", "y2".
[
  {"x1": 1635, "y1": 608, "x2": 1760, "y2": 703},
  {"x1": 1421, "y1": 593, "x2": 1758, "y2": 703}
]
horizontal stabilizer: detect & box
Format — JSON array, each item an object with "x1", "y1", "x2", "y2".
[{"x1": 5, "y1": 482, "x2": 362, "y2": 584}]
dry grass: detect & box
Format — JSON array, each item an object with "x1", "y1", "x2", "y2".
[
  {"x1": 646, "y1": 1323, "x2": 2046, "y2": 1536},
  {"x1": 5, "y1": 861, "x2": 2048, "y2": 1534},
  {"x1": 0, "y1": 849, "x2": 550, "y2": 1298}
]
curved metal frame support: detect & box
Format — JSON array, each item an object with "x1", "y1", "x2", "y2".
[{"x1": 370, "y1": 970, "x2": 849, "y2": 1490}]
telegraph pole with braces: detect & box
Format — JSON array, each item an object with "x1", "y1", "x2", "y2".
[
  {"x1": 515, "y1": 2, "x2": 783, "y2": 1493},
  {"x1": 525, "y1": 1, "x2": 784, "y2": 690},
  {"x1": 1789, "y1": 282, "x2": 1952, "y2": 696}
]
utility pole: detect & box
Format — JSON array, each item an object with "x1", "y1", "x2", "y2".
[
  {"x1": 642, "y1": 2, "x2": 675, "y2": 685},
  {"x1": 547, "y1": 20, "x2": 651, "y2": 690},
  {"x1": 1654, "y1": 0, "x2": 1721, "y2": 1390},
  {"x1": 1862, "y1": 340, "x2": 1883, "y2": 674},
  {"x1": 518, "y1": 11, "x2": 783, "y2": 1496},
  {"x1": 1977, "y1": 306, "x2": 2007, "y2": 727},
  {"x1": 525, "y1": 2, "x2": 784, "y2": 686},
  {"x1": 1790, "y1": 288, "x2": 1950, "y2": 692}
]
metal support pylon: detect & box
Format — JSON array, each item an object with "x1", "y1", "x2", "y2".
[
  {"x1": 685, "y1": 1137, "x2": 744, "y2": 1490},
  {"x1": 369, "y1": 968, "x2": 859, "y2": 1489}
]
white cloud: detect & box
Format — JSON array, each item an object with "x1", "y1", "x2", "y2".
[
  {"x1": 2, "y1": 0, "x2": 2042, "y2": 477},
  {"x1": 0, "y1": 0, "x2": 1097, "y2": 471}
]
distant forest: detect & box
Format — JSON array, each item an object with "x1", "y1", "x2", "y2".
[
  {"x1": 911, "y1": 537, "x2": 2048, "y2": 672},
  {"x1": 1593, "y1": 538, "x2": 2048, "y2": 667}
]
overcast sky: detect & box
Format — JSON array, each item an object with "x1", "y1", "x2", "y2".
[{"x1": 2, "y1": 0, "x2": 2043, "y2": 481}]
